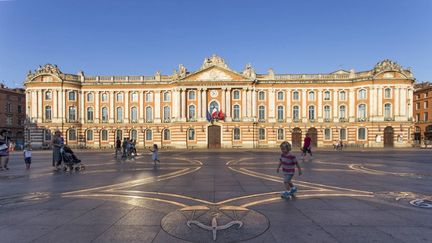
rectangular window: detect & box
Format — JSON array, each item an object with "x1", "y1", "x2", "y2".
[
  {"x1": 233, "y1": 128, "x2": 240, "y2": 140},
  {"x1": 416, "y1": 103, "x2": 420, "y2": 109},
  {"x1": 324, "y1": 91, "x2": 331, "y2": 101},
  {"x1": 425, "y1": 112, "x2": 429, "y2": 121},
  {"x1": 68, "y1": 91, "x2": 76, "y2": 101},
  {"x1": 358, "y1": 128, "x2": 366, "y2": 140},
  {"x1": 188, "y1": 129, "x2": 195, "y2": 140},
  {"x1": 416, "y1": 113, "x2": 420, "y2": 122},
  {"x1": 324, "y1": 128, "x2": 331, "y2": 140},
  {"x1": 259, "y1": 128, "x2": 265, "y2": 140},
  {"x1": 340, "y1": 128, "x2": 346, "y2": 140},
  {"x1": 424, "y1": 101, "x2": 428, "y2": 109}
]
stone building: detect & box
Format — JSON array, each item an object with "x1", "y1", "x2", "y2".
[
  {"x1": 413, "y1": 82, "x2": 432, "y2": 144},
  {"x1": 24, "y1": 55, "x2": 415, "y2": 149},
  {"x1": 0, "y1": 84, "x2": 25, "y2": 147}
]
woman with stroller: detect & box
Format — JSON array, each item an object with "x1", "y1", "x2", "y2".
[
  {"x1": 52, "y1": 130, "x2": 64, "y2": 170},
  {"x1": 0, "y1": 129, "x2": 11, "y2": 171}
]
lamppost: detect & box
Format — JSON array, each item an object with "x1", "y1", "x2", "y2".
[{"x1": 252, "y1": 117, "x2": 258, "y2": 149}]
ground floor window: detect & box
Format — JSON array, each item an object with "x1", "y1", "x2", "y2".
[
  {"x1": 146, "y1": 130, "x2": 152, "y2": 140},
  {"x1": 259, "y1": 128, "x2": 265, "y2": 140},
  {"x1": 324, "y1": 128, "x2": 331, "y2": 140},
  {"x1": 101, "y1": 130, "x2": 108, "y2": 141},
  {"x1": 358, "y1": 127, "x2": 366, "y2": 140},
  {"x1": 68, "y1": 129, "x2": 76, "y2": 140},
  {"x1": 188, "y1": 128, "x2": 195, "y2": 140},
  {"x1": 277, "y1": 128, "x2": 284, "y2": 140},
  {"x1": 130, "y1": 129, "x2": 137, "y2": 141},
  {"x1": 163, "y1": 129, "x2": 170, "y2": 140},
  {"x1": 233, "y1": 128, "x2": 240, "y2": 140},
  {"x1": 86, "y1": 130, "x2": 93, "y2": 141},
  {"x1": 340, "y1": 128, "x2": 346, "y2": 140}
]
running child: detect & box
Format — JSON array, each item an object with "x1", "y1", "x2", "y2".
[
  {"x1": 150, "y1": 144, "x2": 160, "y2": 166},
  {"x1": 277, "y1": 141, "x2": 302, "y2": 197},
  {"x1": 23, "y1": 144, "x2": 32, "y2": 169}
]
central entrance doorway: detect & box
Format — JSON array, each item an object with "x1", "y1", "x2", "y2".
[
  {"x1": 208, "y1": 125, "x2": 221, "y2": 149},
  {"x1": 291, "y1": 127, "x2": 302, "y2": 148},
  {"x1": 308, "y1": 127, "x2": 318, "y2": 147},
  {"x1": 384, "y1": 126, "x2": 394, "y2": 148}
]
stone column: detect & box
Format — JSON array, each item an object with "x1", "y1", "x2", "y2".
[
  {"x1": 302, "y1": 89, "x2": 307, "y2": 121},
  {"x1": 37, "y1": 90, "x2": 43, "y2": 122},
  {"x1": 377, "y1": 87, "x2": 383, "y2": 116},
  {"x1": 286, "y1": 89, "x2": 291, "y2": 120},
  {"x1": 53, "y1": 90, "x2": 58, "y2": 121},
  {"x1": 139, "y1": 91, "x2": 144, "y2": 122},
  {"x1": 394, "y1": 86, "x2": 400, "y2": 117},
  {"x1": 31, "y1": 91, "x2": 37, "y2": 121},
  {"x1": 349, "y1": 88, "x2": 355, "y2": 121},
  {"x1": 317, "y1": 89, "x2": 323, "y2": 119},
  {"x1": 242, "y1": 88, "x2": 247, "y2": 119},
  {"x1": 408, "y1": 89, "x2": 413, "y2": 120},
  {"x1": 400, "y1": 87, "x2": 407, "y2": 118},
  {"x1": 247, "y1": 88, "x2": 252, "y2": 117},
  {"x1": 226, "y1": 88, "x2": 231, "y2": 121},
  {"x1": 172, "y1": 89, "x2": 180, "y2": 120},
  {"x1": 155, "y1": 90, "x2": 161, "y2": 123},
  {"x1": 332, "y1": 90, "x2": 338, "y2": 120},
  {"x1": 201, "y1": 88, "x2": 207, "y2": 118},
  {"x1": 221, "y1": 88, "x2": 226, "y2": 115},
  {"x1": 95, "y1": 91, "x2": 100, "y2": 122},
  {"x1": 268, "y1": 89, "x2": 275, "y2": 122},
  {"x1": 197, "y1": 88, "x2": 202, "y2": 119},
  {"x1": 124, "y1": 91, "x2": 129, "y2": 123},
  {"x1": 251, "y1": 88, "x2": 256, "y2": 119},
  {"x1": 370, "y1": 88, "x2": 376, "y2": 120},
  {"x1": 80, "y1": 91, "x2": 84, "y2": 123},
  {"x1": 181, "y1": 88, "x2": 186, "y2": 120},
  {"x1": 109, "y1": 91, "x2": 114, "y2": 122}
]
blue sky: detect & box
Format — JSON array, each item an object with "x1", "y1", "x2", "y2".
[{"x1": 0, "y1": 0, "x2": 431, "y2": 87}]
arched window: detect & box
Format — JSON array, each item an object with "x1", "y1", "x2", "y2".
[
  {"x1": 116, "y1": 130, "x2": 122, "y2": 140},
  {"x1": 163, "y1": 106, "x2": 171, "y2": 122},
  {"x1": 308, "y1": 106, "x2": 315, "y2": 120},
  {"x1": 146, "y1": 129, "x2": 153, "y2": 140},
  {"x1": 68, "y1": 91, "x2": 76, "y2": 101},
  {"x1": 292, "y1": 106, "x2": 300, "y2": 120},
  {"x1": 293, "y1": 91, "x2": 299, "y2": 100},
  {"x1": 384, "y1": 103, "x2": 392, "y2": 119},
  {"x1": 277, "y1": 91, "x2": 284, "y2": 100},
  {"x1": 277, "y1": 106, "x2": 284, "y2": 121},
  {"x1": 308, "y1": 91, "x2": 315, "y2": 100},
  {"x1": 384, "y1": 88, "x2": 391, "y2": 99},
  {"x1": 339, "y1": 91, "x2": 346, "y2": 100},
  {"x1": 188, "y1": 128, "x2": 195, "y2": 140},
  {"x1": 358, "y1": 127, "x2": 366, "y2": 140},
  {"x1": 209, "y1": 101, "x2": 219, "y2": 113},
  {"x1": 188, "y1": 105, "x2": 196, "y2": 120},
  {"x1": 324, "y1": 105, "x2": 331, "y2": 119},
  {"x1": 68, "y1": 129, "x2": 76, "y2": 140},
  {"x1": 45, "y1": 91, "x2": 52, "y2": 100},
  {"x1": 68, "y1": 106, "x2": 76, "y2": 121},
  {"x1": 277, "y1": 128, "x2": 284, "y2": 140},
  {"x1": 324, "y1": 128, "x2": 331, "y2": 140},
  {"x1": 45, "y1": 106, "x2": 52, "y2": 120},
  {"x1": 116, "y1": 107, "x2": 123, "y2": 122},
  {"x1": 258, "y1": 91, "x2": 265, "y2": 100},
  {"x1": 188, "y1": 90, "x2": 196, "y2": 100},
  {"x1": 145, "y1": 106, "x2": 153, "y2": 122},
  {"x1": 130, "y1": 129, "x2": 137, "y2": 140},
  {"x1": 116, "y1": 92, "x2": 123, "y2": 102},
  {"x1": 324, "y1": 91, "x2": 331, "y2": 101},
  {"x1": 339, "y1": 105, "x2": 346, "y2": 119},
  {"x1": 163, "y1": 92, "x2": 170, "y2": 102},
  {"x1": 101, "y1": 93, "x2": 108, "y2": 102},
  {"x1": 145, "y1": 92, "x2": 152, "y2": 102},
  {"x1": 233, "y1": 90, "x2": 240, "y2": 100},
  {"x1": 233, "y1": 128, "x2": 240, "y2": 140},
  {"x1": 258, "y1": 106, "x2": 265, "y2": 121},
  {"x1": 87, "y1": 93, "x2": 93, "y2": 102},
  {"x1": 86, "y1": 130, "x2": 93, "y2": 141},
  {"x1": 131, "y1": 92, "x2": 138, "y2": 102},
  {"x1": 339, "y1": 128, "x2": 346, "y2": 140},
  {"x1": 233, "y1": 104, "x2": 240, "y2": 121},
  {"x1": 358, "y1": 89, "x2": 366, "y2": 99},
  {"x1": 101, "y1": 130, "x2": 108, "y2": 141},
  {"x1": 101, "y1": 107, "x2": 108, "y2": 122},
  {"x1": 358, "y1": 104, "x2": 366, "y2": 119},
  {"x1": 163, "y1": 129, "x2": 170, "y2": 140},
  {"x1": 258, "y1": 128, "x2": 265, "y2": 140},
  {"x1": 87, "y1": 107, "x2": 94, "y2": 121},
  {"x1": 131, "y1": 107, "x2": 138, "y2": 122}
]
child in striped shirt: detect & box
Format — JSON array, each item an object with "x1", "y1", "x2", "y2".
[{"x1": 277, "y1": 141, "x2": 302, "y2": 196}]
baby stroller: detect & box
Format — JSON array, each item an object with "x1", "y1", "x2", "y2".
[{"x1": 60, "y1": 145, "x2": 85, "y2": 171}]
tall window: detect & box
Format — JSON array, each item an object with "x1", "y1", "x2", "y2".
[
  {"x1": 188, "y1": 105, "x2": 196, "y2": 120},
  {"x1": 277, "y1": 106, "x2": 284, "y2": 121},
  {"x1": 87, "y1": 107, "x2": 94, "y2": 121},
  {"x1": 68, "y1": 129, "x2": 76, "y2": 140},
  {"x1": 233, "y1": 128, "x2": 240, "y2": 140},
  {"x1": 259, "y1": 128, "x2": 265, "y2": 140},
  {"x1": 146, "y1": 92, "x2": 152, "y2": 102},
  {"x1": 339, "y1": 105, "x2": 346, "y2": 119},
  {"x1": 358, "y1": 127, "x2": 366, "y2": 140},
  {"x1": 116, "y1": 107, "x2": 123, "y2": 122},
  {"x1": 101, "y1": 130, "x2": 108, "y2": 141},
  {"x1": 233, "y1": 105, "x2": 240, "y2": 121},
  {"x1": 18, "y1": 105, "x2": 22, "y2": 113},
  {"x1": 101, "y1": 107, "x2": 108, "y2": 122},
  {"x1": 116, "y1": 92, "x2": 123, "y2": 102},
  {"x1": 277, "y1": 91, "x2": 284, "y2": 100},
  {"x1": 45, "y1": 91, "x2": 52, "y2": 100},
  {"x1": 384, "y1": 104, "x2": 391, "y2": 119},
  {"x1": 340, "y1": 128, "x2": 346, "y2": 140},
  {"x1": 68, "y1": 91, "x2": 76, "y2": 101},
  {"x1": 163, "y1": 106, "x2": 171, "y2": 121},
  {"x1": 145, "y1": 106, "x2": 153, "y2": 121},
  {"x1": 163, "y1": 92, "x2": 170, "y2": 102},
  {"x1": 233, "y1": 90, "x2": 240, "y2": 100},
  {"x1": 163, "y1": 129, "x2": 170, "y2": 140},
  {"x1": 324, "y1": 91, "x2": 331, "y2": 101},
  {"x1": 358, "y1": 104, "x2": 366, "y2": 119},
  {"x1": 188, "y1": 90, "x2": 196, "y2": 100},
  {"x1": 384, "y1": 88, "x2": 391, "y2": 99},
  {"x1": 87, "y1": 93, "x2": 93, "y2": 102},
  {"x1": 324, "y1": 105, "x2": 331, "y2": 119},
  {"x1": 131, "y1": 107, "x2": 138, "y2": 122},
  {"x1": 86, "y1": 130, "x2": 93, "y2": 141},
  {"x1": 258, "y1": 91, "x2": 265, "y2": 100},
  {"x1": 258, "y1": 106, "x2": 265, "y2": 121},
  {"x1": 131, "y1": 92, "x2": 138, "y2": 102},
  {"x1": 146, "y1": 129, "x2": 152, "y2": 140},
  {"x1": 293, "y1": 91, "x2": 299, "y2": 100},
  {"x1": 293, "y1": 106, "x2": 299, "y2": 120},
  {"x1": 45, "y1": 106, "x2": 51, "y2": 120},
  {"x1": 68, "y1": 106, "x2": 76, "y2": 121},
  {"x1": 277, "y1": 128, "x2": 284, "y2": 140},
  {"x1": 324, "y1": 128, "x2": 331, "y2": 140},
  {"x1": 101, "y1": 93, "x2": 108, "y2": 102},
  {"x1": 424, "y1": 112, "x2": 428, "y2": 121},
  {"x1": 308, "y1": 106, "x2": 315, "y2": 120},
  {"x1": 188, "y1": 129, "x2": 195, "y2": 140},
  {"x1": 116, "y1": 130, "x2": 123, "y2": 140},
  {"x1": 339, "y1": 91, "x2": 346, "y2": 100},
  {"x1": 308, "y1": 91, "x2": 315, "y2": 101},
  {"x1": 358, "y1": 89, "x2": 366, "y2": 99},
  {"x1": 130, "y1": 129, "x2": 137, "y2": 140}
]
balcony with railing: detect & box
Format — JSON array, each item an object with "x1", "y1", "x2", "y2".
[
  {"x1": 292, "y1": 118, "x2": 300, "y2": 123},
  {"x1": 357, "y1": 117, "x2": 368, "y2": 122},
  {"x1": 323, "y1": 118, "x2": 331, "y2": 123},
  {"x1": 145, "y1": 119, "x2": 154, "y2": 123},
  {"x1": 384, "y1": 117, "x2": 394, "y2": 121},
  {"x1": 339, "y1": 117, "x2": 348, "y2": 123},
  {"x1": 258, "y1": 118, "x2": 266, "y2": 123},
  {"x1": 187, "y1": 118, "x2": 197, "y2": 122},
  {"x1": 163, "y1": 118, "x2": 171, "y2": 123},
  {"x1": 66, "y1": 118, "x2": 79, "y2": 123},
  {"x1": 277, "y1": 119, "x2": 285, "y2": 123}
]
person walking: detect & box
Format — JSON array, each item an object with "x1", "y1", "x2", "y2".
[
  {"x1": 115, "y1": 137, "x2": 121, "y2": 159},
  {"x1": 150, "y1": 144, "x2": 160, "y2": 167},
  {"x1": 277, "y1": 141, "x2": 302, "y2": 198},
  {"x1": 23, "y1": 144, "x2": 32, "y2": 169},
  {"x1": 301, "y1": 133, "x2": 313, "y2": 160},
  {"x1": 52, "y1": 130, "x2": 64, "y2": 170},
  {"x1": 0, "y1": 129, "x2": 11, "y2": 171}
]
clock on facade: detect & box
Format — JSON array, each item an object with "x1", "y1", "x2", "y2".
[{"x1": 210, "y1": 90, "x2": 218, "y2": 98}]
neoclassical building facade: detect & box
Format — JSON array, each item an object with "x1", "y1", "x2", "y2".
[{"x1": 24, "y1": 55, "x2": 415, "y2": 149}]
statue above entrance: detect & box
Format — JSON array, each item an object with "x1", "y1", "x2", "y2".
[{"x1": 201, "y1": 54, "x2": 229, "y2": 70}]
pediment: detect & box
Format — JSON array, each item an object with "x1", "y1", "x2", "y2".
[{"x1": 183, "y1": 66, "x2": 248, "y2": 81}]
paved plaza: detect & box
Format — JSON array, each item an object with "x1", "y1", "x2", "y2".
[{"x1": 0, "y1": 148, "x2": 431, "y2": 243}]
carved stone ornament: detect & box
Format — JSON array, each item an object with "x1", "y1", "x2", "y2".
[
  {"x1": 201, "y1": 54, "x2": 229, "y2": 70},
  {"x1": 373, "y1": 59, "x2": 403, "y2": 74},
  {"x1": 155, "y1": 70, "x2": 161, "y2": 81},
  {"x1": 267, "y1": 68, "x2": 275, "y2": 79},
  {"x1": 179, "y1": 64, "x2": 187, "y2": 78},
  {"x1": 242, "y1": 63, "x2": 256, "y2": 79},
  {"x1": 28, "y1": 64, "x2": 62, "y2": 79}
]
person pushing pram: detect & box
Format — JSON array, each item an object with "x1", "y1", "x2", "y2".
[{"x1": 60, "y1": 145, "x2": 85, "y2": 172}]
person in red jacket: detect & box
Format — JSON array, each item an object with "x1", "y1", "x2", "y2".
[{"x1": 301, "y1": 133, "x2": 313, "y2": 160}]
